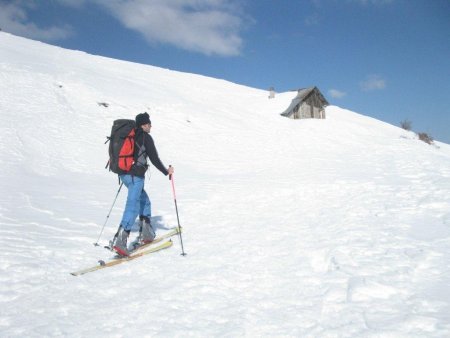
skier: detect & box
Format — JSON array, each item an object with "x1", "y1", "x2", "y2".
[{"x1": 112, "y1": 112, "x2": 174, "y2": 256}]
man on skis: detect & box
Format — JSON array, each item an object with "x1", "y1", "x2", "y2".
[{"x1": 112, "y1": 112, "x2": 174, "y2": 256}]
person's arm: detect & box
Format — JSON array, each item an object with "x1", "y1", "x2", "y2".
[{"x1": 145, "y1": 134, "x2": 169, "y2": 175}]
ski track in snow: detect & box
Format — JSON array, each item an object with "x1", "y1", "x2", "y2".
[{"x1": 1, "y1": 33, "x2": 450, "y2": 337}]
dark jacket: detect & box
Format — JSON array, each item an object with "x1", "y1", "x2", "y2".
[{"x1": 129, "y1": 128, "x2": 168, "y2": 177}]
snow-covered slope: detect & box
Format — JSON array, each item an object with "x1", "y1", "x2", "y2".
[{"x1": 1, "y1": 32, "x2": 450, "y2": 337}]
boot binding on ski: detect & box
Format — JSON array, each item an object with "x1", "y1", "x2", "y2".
[{"x1": 113, "y1": 245, "x2": 129, "y2": 257}]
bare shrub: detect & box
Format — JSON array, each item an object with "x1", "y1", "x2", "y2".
[
  {"x1": 417, "y1": 132, "x2": 434, "y2": 145},
  {"x1": 400, "y1": 119, "x2": 412, "y2": 131}
]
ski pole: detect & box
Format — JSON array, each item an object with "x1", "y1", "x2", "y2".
[
  {"x1": 94, "y1": 181, "x2": 123, "y2": 246},
  {"x1": 169, "y1": 166, "x2": 186, "y2": 256}
]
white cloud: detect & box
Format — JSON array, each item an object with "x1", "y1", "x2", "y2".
[
  {"x1": 328, "y1": 89, "x2": 347, "y2": 98},
  {"x1": 1, "y1": 0, "x2": 245, "y2": 56},
  {"x1": 360, "y1": 74, "x2": 386, "y2": 91},
  {"x1": 97, "y1": 0, "x2": 245, "y2": 56},
  {"x1": 0, "y1": 1, "x2": 73, "y2": 41}
]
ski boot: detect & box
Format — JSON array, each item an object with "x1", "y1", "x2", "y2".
[
  {"x1": 139, "y1": 216, "x2": 156, "y2": 244},
  {"x1": 112, "y1": 226, "x2": 130, "y2": 256}
]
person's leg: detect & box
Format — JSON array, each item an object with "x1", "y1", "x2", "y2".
[
  {"x1": 138, "y1": 189, "x2": 155, "y2": 243},
  {"x1": 139, "y1": 188, "x2": 151, "y2": 219},
  {"x1": 114, "y1": 175, "x2": 145, "y2": 255},
  {"x1": 120, "y1": 175, "x2": 145, "y2": 231}
]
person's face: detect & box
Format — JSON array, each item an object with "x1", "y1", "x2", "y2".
[{"x1": 142, "y1": 123, "x2": 151, "y2": 133}]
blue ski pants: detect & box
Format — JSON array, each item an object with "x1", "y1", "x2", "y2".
[{"x1": 119, "y1": 174, "x2": 151, "y2": 231}]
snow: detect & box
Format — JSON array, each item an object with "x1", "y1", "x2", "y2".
[{"x1": 1, "y1": 32, "x2": 450, "y2": 337}]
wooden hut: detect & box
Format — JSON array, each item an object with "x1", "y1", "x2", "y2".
[{"x1": 281, "y1": 87, "x2": 328, "y2": 119}]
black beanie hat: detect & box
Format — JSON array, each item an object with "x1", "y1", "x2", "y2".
[{"x1": 135, "y1": 112, "x2": 151, "y2": 127}]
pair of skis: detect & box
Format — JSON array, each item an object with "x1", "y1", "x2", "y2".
[{"x1": 71, "y1": 227, "x2": 180, "y2": 276}]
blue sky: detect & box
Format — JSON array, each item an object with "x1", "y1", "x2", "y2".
[{"x1": 1, "y1": 0, "x2": 449, "y2": 143}]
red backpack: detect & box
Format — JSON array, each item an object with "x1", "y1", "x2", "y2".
[{"x1": 106, "y1": 119, "x2": 136, "y2": 173}]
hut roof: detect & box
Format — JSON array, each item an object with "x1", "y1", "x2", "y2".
[{"x1": 281, "y1": 86, "x2": 329, "y2": 117}]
